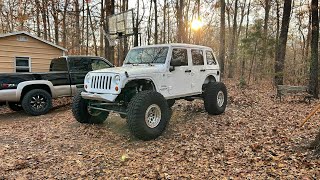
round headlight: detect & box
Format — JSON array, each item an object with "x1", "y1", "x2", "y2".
[
  {"x1": 85, "y1": 73, "x2": 91, "y2": 83},
  {"x1": 114, "y1": 75, "x2": 120, "y2": 85}
]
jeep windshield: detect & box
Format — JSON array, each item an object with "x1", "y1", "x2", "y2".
[{"x1": 124, "y1": 47, "x2": 169, "y2": 65}]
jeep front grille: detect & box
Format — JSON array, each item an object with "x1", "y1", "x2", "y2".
[{"x1": 91, "y1": 75, "x2": 112, "y2": 90}]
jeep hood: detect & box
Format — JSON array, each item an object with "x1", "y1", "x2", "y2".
[{"x1": 91, "y1": 65, "x2": 164, "y2": 76}]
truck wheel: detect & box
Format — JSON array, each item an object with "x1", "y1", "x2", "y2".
[
  {"x1": 72, "y1": 90, "x2": 109, "y2": 124},
  {"x1": 167, "y1": 99, "x2": 175, "y2": 108},
  {"x1": 22, "y1": 89, "x2": 52, "y2": 116},
  {"x1": 7, "y1": 102, "x2": 23, "y2": 111},
  {"x1": 127, "y1": 91, "x2": 171, "y2": 140},
  {"x1": 203, "y1": 82, "x2": 227, "y2": 115}
]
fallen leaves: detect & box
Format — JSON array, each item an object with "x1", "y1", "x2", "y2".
[{"x1": 0, "y1": 80, "x2": 320, "y2": 178}]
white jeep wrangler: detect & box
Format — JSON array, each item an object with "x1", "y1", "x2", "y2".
[{"x1": 72, "y1": 43, "x2": 227, "y2": 140}]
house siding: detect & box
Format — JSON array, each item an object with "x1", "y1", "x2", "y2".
[{"x1": 0, "y1": 35, "x2": 64, "y2": 73}]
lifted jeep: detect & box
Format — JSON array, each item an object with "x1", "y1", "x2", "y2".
[{"x1": 72, "y1": 43, "x2": 227, "y2": 140}]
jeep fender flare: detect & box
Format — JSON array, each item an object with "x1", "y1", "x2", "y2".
[
  {"x1": 16, "y1": 80, "x2": 55, "y2": 100},
  {"x1": 121, "y1": 77, "x2": 158, "y2": 91},
  {"x1": 203, "y1": 74, "x2": 218, "y2": 84}
]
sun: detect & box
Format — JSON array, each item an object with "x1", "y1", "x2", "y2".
[{"x1": 191, "y1": 19, "x2": 204, "y2": 31}]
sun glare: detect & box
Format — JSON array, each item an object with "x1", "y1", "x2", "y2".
[{"x1": 191, "y1": 19, "x2": 204, "y2": 31}]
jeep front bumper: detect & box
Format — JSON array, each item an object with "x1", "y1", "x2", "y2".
[{"x1": 81, "y1": 92, "x2": 118, "y2": 102}]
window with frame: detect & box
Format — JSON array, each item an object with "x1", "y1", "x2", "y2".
[
  {"x1": 206, "y1": 51, "x2": 217, "y2": 65},
  {"x1": 171, "y1": 48, "x2": 188, "y2": 66},
  {"x1": 191, "y1": 49, "x2": 204, "y2": 65},
  {"x1": 69, "y1": 57, "x2": 91, "y2": 72},
  {"x1": 50, "y1": 58, "x2": 68, "y2": 71},
  {"x1": 91, "y1": 59, "x2": 111, "y2": 70},
  {"x1": 15, "y1": 57, "x2": 30, "y2": 72}
]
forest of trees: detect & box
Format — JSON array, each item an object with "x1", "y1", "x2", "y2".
[{"x1": 0, "y1": 0, "x2": 319, "y2": 94}]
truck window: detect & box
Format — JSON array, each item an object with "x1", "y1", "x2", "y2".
[
  {"x1": 171, "y1": 48, "x2": 188, "y2": 66},
  {"x1": 50, "y1": 58, "x2": 68, "y2": 71},
  {"x1": 91, "y1": 59, "x2": 111, "y2": 70},
  {"x1": 206, "y1": 51, "x2": 217, "y2": 65},
  {"x1": 69, "y1": 58, "x2": 91, "y2": 72},
  {"x1": 191, "y1": 49, "x2": 204, "y2": 65}
]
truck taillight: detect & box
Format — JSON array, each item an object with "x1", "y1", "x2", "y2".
[{"x1": 1, "y1": 83, "x2": 16, "y2": 89}]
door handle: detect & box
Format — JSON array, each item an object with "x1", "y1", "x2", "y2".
[
  {"x1": 185, "y1": 70, "x2": 191, "y2": 73},
  {"x1": 200, "y1": 69, "x2": 206, "y2": 72}
]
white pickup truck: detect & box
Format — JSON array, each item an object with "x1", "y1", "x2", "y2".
[{"x1": 72, "y1": 43, "x2": 227, "y2": 140}]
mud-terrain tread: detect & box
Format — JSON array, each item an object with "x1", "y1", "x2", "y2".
[
  {"x1": 72, "y1": 90, "x2": 108, "y2": 124},
  {"x1": 204, "y1": 82, "x2": 227, "y2": 115},
  {"x1": 127, "y1": 91, "x2": 171, "y2": 140}
]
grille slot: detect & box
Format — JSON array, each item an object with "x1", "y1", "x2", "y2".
[{"x1": 90, "y1": 75, "x2": 113, "y2": 90}]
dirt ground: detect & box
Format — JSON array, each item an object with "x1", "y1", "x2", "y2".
[{"x1": 0, "y1": 81, "x2": 320, "y2": 179}]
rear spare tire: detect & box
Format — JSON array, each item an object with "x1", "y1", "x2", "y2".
[
  {"x1": 22, "y1": 89, "x2": 52, "y2": 116},
  {"x1": 127, "y1": 91, "x2": 171, "y2": 140},
  {"x1": 72, "y1": 90, "x2": 109, "y2": 124},
  {"x1": 203, "y1": 82, "x2": 227, "y2": 115}
]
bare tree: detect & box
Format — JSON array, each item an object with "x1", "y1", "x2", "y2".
[
  {"x1": 219, "y1": 0, "x2": 226, "y2": 77},
  {"x1": 309, "y1": 0, "x2": 319, "y2": 98},
  {"x1": 274, "y1": 0, "x2": 292, "y2": 85}
]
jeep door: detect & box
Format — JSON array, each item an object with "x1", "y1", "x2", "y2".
[
  {"x1": 190, "y1": 49, "x2": 207, "y2": 93},
  {"x1": 166, "y1": 48, "x2": 193, "y2": 97}
]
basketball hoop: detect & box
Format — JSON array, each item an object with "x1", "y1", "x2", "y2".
[{"x1": 104, "y1": 32, "x2": 117, "y2": 46}]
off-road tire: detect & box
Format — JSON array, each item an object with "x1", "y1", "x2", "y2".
[
  {"x1": 22, "y1": 89, "x2": 52, "y2": 116},
  {"x1": 72, "y1": 90, "x2": 109, "y2": 124},
  {"x1": 167, "y1": 99, "x2": 176, "y2": 108},
  {"x1": 127, "y1": 91, "x2": 171, "y2": 140},
  {"x1": 204, "y1": 82, "x2": 227, "y2": 115},
  {"x1": 7, "y1": 102, "x2": 23, "y2": 111}
]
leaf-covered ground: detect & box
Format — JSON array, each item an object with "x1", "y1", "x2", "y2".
[{"x1": 0, "y1": 80, "x2": 320, "y2": 179}]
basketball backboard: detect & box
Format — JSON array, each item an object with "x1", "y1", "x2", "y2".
[{"x1": 108, "y1": 9, "x2": 134, "y2": 36}]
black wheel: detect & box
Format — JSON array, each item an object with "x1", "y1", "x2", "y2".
[
  {"x1": 203, "y1": 82, "x2": 227, "y2": 115},
  {"x1": 21, "y1": 89, "x2": 52, "y2": 116},
  {"x1": 167, "y1": 99, "x2": 175, "y2": 108},
  {"x1": 7, "y1": 102, "x2": 23, "y2": 111},
  {"x1": 127, "y1": 91, "x2": 171, "y2": 141},
  {"x1": 72, "y1": 90, "x2": 109, "y2": 124}
]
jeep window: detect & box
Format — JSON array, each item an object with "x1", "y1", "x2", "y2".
[
  {"x1": 91, "y1": 59, "x2": 111, "y2": 70},
  {"x1": 50, "y1": 58, "x2": 68, "y2": 71},
  {"x1": 124, "y1": 47, "x2": 169, "y2": 64},
  {"x1": 171, "y1": 48, "x2": 188, "y2": 66},
  {"x1": 69, "y1": 57, "x2": 91, "y2": 72},
  {"x1": 206, "y1": 51, "x2": 217, "y2": 65},
  {"x1": 191, "y1": 49, "x2": 204, "y2": 65}
]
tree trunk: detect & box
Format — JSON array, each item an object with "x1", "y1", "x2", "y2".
[
  {"x1": 154, "y1": 0, "x2": 158, "y2": 44},
  {"x1": 274, "y1": 0, "x2": 292, "y2": 85},
  {"x1": 309, "y1": 0, "x2": 319, "y2": 98},
  {"x1": 147, "y1": 0, "x2": 153, "y2": 44},
  {"x1": 105, "y1": 0, "x2": 115, "y2": 64},
  {"x1": 261, "y1": 0, "x2": 270, "y2": 77},
  {"x1": 227, "y1": 0, "x2": 238, "y2": 78},
  {"x1": 62, "y1": 0, "x2": 69, "y2": 48},
  {"x1": 134, "y1": 0, "x2": 139, "y2": 47},
  {"x1": 163, "y1": 0, "x2": 167, "y2": 43},
  {"x1": 74, "y1": 0, "x2": 81, "y2": 54},
  {"x1": 241, "y1": 0, "x2": 251, "y2": 83},
  {"x1": 35, "y1": 0, "x2": 41, "y2": 37},
  {"x1": 88, "y1": 4, "x2": 98, "y2": 56},
  {"x1": 176, "y1": 0, "x2": 184, "y2": 43},
  {"x1": 41, "y1": 0, "x2": 47, "y2": 40},
  {"x1": 219, "y1": 0, "x2": 226, "y2": 77}
]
